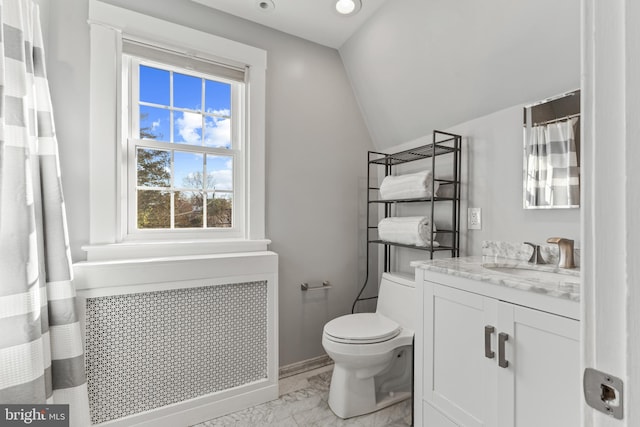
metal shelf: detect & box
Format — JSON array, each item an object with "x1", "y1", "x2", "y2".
[
  {"x1": 366, "y1": 130, "x2": 462, "y2": 260},
  {"x1": 368, "y1": 240, "x2": 457, "y2": 252},
  {"x1": 353, "y1": 129, "x2": 462, "y2": 313},
  {"x1": 369, "y1": 196, "x2": 457, "y2": 203},
  {"x1": 368, "y1": 134, "x2": 460, "y2": 166}
]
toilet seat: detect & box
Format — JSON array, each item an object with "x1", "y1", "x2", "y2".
[{"x1": 323, "y1": 313, "x2": 401, "y2": 344}]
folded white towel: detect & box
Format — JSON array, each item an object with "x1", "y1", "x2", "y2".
[
  {"x1": 378, "y1": 216, "x2": 439, "y2": 247},
  {"x1": 379, "y1": 171, "x2": 439, "y2": 200}
]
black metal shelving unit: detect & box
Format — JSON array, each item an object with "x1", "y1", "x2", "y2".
[
  {"x1": 367, "y1": 130, "x2": 462, "y2": 272},
  {"x1": 351, "y1": 130, "x2": 462, "y2": 313}
]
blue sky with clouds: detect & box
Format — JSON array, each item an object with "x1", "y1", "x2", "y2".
[{"x1": 138, "y1": 65, "x2": 234, "y2": 193}]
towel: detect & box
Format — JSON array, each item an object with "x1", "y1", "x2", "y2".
[
  {"x1": 378, "y1": 216, "x2": 439, "y2": 247},
  {"x1": 379, "y1": 171, "x2": 439, "y2": 200}
]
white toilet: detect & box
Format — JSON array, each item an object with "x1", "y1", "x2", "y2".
[{"x1": 322, "y1": 272, "x2": 415, "y2": 419}]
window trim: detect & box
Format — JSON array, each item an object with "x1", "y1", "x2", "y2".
[{"x1": 87, "y1": 0, "x2": 267, "y2": 260}]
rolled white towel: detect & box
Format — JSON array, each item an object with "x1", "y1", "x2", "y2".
[
  {"x1": 378, "y1": 216, "x2": 439, "y2": 247},
  {"x1": 379, "y1": 171, "x2": 439, "y2": 200}
]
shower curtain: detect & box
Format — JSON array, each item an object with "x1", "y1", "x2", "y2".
[
  {"x1": 0, "y1": 1, "x2": 90, "y2": 425},
  {"x1": 525, "y1": 117, "x2": 580, "y2": 207}
]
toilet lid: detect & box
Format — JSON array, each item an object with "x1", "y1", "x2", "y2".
[{"x1": 324, "y1": 313, "x2": 401, "y2": 344}]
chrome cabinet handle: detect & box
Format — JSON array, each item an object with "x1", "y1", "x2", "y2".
[
  {"x1": 484, "y1": 325, "x2": 495, "y2": 359},
  {"x1": 498, "y1": 332, "x2": 509, "y2": 368}
]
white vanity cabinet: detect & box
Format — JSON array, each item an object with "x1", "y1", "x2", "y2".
[{"x1": 414, "y1": 269, "x2": 580, "y2": 427}]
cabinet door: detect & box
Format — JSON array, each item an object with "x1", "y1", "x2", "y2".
[
  {"x1": 424, "y1": 283, "x2": 498, "y2": 427},
  {"x1": 497, "y1": 303, "x2": 580, "y2": 427}
]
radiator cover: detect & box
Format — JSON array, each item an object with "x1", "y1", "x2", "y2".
[{"x1": 84, "y1": 281, "x2": 268, "y2": 424}]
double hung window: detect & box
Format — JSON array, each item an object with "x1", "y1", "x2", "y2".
[
  {"x1": 124, "y1": 43, "x2": 245, "y2": 237},
  {"x1": 87, "y1": 4, "x2": 267, "y2": 259}
]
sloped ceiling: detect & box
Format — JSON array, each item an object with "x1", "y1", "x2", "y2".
[{"x1": 338, "y1": 0, "x2": 581, "y2": 149}]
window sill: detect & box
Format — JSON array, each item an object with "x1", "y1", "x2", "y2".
[{"x1": 82, "y1": 239, "x2": 272, "y2": 262}]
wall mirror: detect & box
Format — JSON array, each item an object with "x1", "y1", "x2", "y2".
[{"x1": 523, "y1": 89, "x2": 580, "y2": 209}]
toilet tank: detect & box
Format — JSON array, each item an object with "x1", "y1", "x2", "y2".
[{"x1": 376, "y1": 272, "x2": 416, "y2": 330}]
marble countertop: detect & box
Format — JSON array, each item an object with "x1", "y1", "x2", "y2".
[{"x1": 411, "y1": 256, "x2": 581, "y2": 302}]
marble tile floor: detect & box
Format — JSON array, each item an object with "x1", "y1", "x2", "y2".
[{"x1": 192, "y1": 365, "x2": 412, "y2": 427}]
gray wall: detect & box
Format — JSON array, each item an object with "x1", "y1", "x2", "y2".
[
  {"x1": 342, "y1": 0, "x2": 581, "y2": 274},
  {"x1": 40, "y1": 0, "x2": 582, "y2": 368},
  {"x1": 40, "y1": 0, "x2": 374, "y2": 366},
  {"x1": 340, "y1": 0, "x2": 581, "y2": 150},
  {"x1": 387, "y1": 106, "x2": 582, "y2": 277},
  {"x1": 450, "y1": 105, "x2": 581, "y2": 256},
  {"x1": 39, "y1": 0, "x2": 91, "y2": 261}
]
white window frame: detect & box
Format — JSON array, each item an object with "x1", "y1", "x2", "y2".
[
  {"x1": 87, "y1": 0, "x2": 268, "y2": 260},
  {"x1": 125, "y1": 56, "x2": 245, "y2": 239}
]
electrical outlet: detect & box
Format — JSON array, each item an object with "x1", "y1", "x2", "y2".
[{"x1": 468, "y1": 207, "x2": 482, "y2": 230}]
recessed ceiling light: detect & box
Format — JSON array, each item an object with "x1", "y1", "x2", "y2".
[
  {"x1": 256, "y1": 0, "x2": 275, "y2": 13},
  {"x1": 335, "y1": 0, "x2": 361, "y2": 15}
]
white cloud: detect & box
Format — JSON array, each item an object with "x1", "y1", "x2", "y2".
[
  {"x1": 175, "y1": 112, "x2": 202, "y2": 145},
  {"x1": 204, "y1": 116, "x2": 231, "y2": 148},
  {"x1": 174, "y1": 110, "x2": 232, "y2": 148},
  {"x1": 207, "y1": 166, "x2": 232, "y2": 191},
  {"x1": 206, "y1": 108, "x2": 230, "y2": 116}
]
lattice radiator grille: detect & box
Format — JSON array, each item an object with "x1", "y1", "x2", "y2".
[{"x1": 84, "y1": 281, "x2": 268, "y2": 424}]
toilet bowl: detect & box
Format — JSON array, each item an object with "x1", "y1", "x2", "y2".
[{"x1": 322, "y1": 272, "x2": 415, "y2": 419}]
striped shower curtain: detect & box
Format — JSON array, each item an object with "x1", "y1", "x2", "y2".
[
  {"x1": 525, "y1": 117, "x2": 580, "y2": 208},
  {"x1": 0, "y1": 1, "x2": 90, "y2": 425}
]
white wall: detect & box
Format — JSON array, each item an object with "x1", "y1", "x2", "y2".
[
  {"x1": 340, "y1": 0, "x2": 581, "y2": 150},
  {"x1": 40, "y1": 0, "x2": 373, "y2": 366}
]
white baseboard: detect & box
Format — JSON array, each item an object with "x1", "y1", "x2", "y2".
[
  {"x1": 98, "y1": 381, "x2": 278, "y2": 427},
  {"x1": 279, "y1": 354, "x2": 333, "y2": 379}
]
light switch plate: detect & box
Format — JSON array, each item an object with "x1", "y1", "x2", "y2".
[{"x1": 468, "y1": 208, "x2": 481, "y2": 230}]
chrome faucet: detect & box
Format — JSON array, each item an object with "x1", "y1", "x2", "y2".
[
  {"x1": 546, "y1": 237, "x2": 576, "y2": 268},
  {"x1": 524, "y1": 242, "x2": 546, "y2": 264}
]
